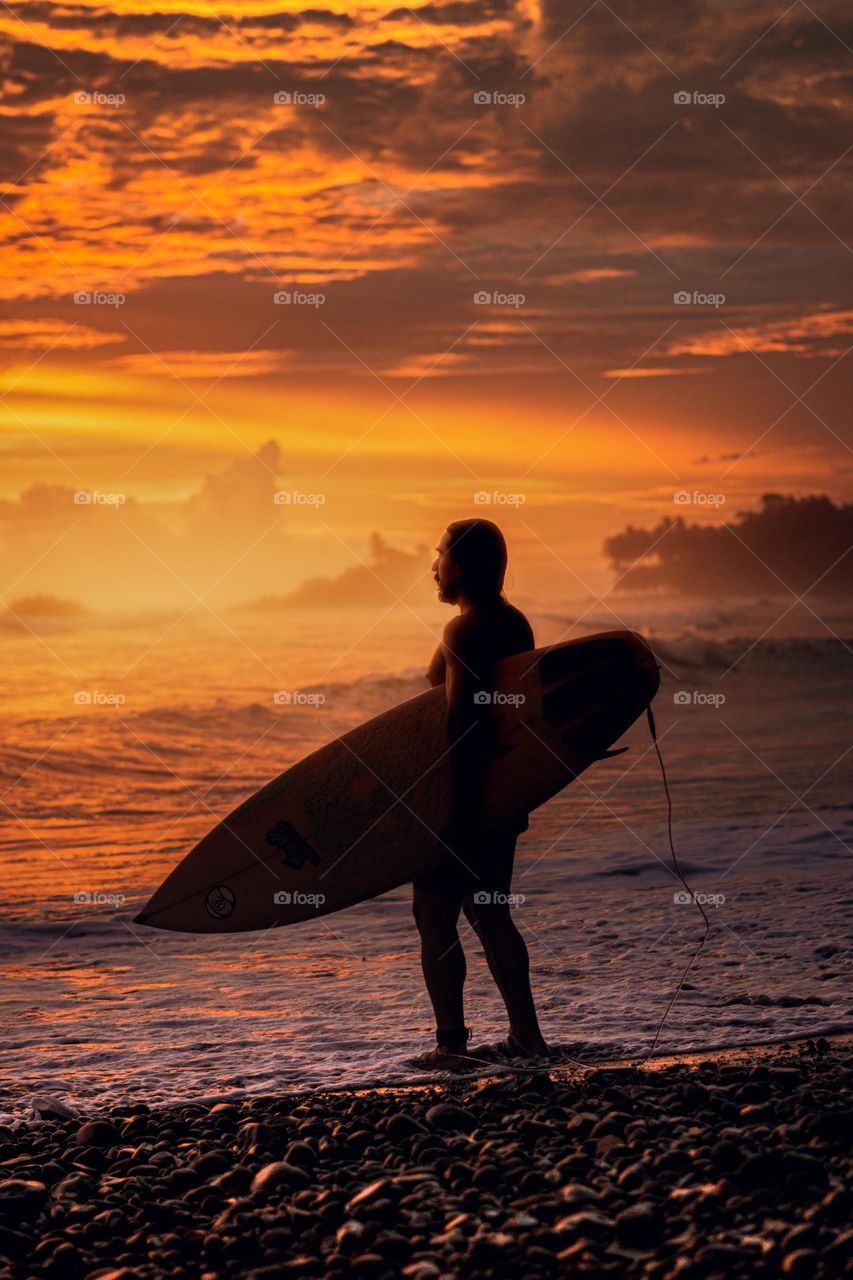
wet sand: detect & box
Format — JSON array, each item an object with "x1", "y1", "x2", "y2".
[{"x1": 1, "y1": 1034, "x2": 850, "y2": 1278}]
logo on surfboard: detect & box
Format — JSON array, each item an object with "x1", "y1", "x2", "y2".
[
  {"x1": 266, "y1": 820, "x2": 322, "y2": 870},
  {"x1": 205, "y1": 885, "x2": 236, "y2": 918}
]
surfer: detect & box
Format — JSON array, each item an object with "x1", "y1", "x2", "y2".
[{"x1": 412, "y1": 518, "x2": 548, "y2": 1069}]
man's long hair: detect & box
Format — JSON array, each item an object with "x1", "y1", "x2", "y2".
[{"x1": 445, "y1": 518, "x2": 508, "y2": 601}]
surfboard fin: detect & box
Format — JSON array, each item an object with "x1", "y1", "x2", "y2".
[{"x1": 595, "y1": 747, "x2": 629, "y2": 760}]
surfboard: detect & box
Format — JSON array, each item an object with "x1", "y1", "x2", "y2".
[{"x1": 134, "y1": 630, "x2": 660, "y2": 933}]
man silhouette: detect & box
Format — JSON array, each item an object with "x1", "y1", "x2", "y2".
[{"x1": 412, "y1": 519, "x2": 548, "y2": 1069}]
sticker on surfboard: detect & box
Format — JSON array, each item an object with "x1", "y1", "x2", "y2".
[
  {"x1": 205, "y1": 885, "x2": 236, "y2": 918},
  {"x1": 266, "y1": 819, "x2": 322, "y2": 870}
]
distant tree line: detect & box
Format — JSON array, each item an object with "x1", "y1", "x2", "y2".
[{"x1": 604, "y1": 494, "x2": 853, "y2": 595}]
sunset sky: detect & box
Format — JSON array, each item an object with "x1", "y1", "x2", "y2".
[{"x1": 1, "y1": 0, "x2": 851, "y2": 604}]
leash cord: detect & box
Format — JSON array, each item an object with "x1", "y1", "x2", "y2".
[{"x1": 643, "y1": 703, "x2": 710, "y2": 1060}]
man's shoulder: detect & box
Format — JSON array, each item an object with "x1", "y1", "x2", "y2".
[
  {"x1": 444, "y1": 602, "x2": 533, "y2": 645},
  {"x1": 442, "y1": 611, "x2": 482, "y2": 656},
  {"x1": 443, "y1": 611, "x2": 473, "y2": 639},
  {"x1": 504, "y1": 600, "x2": 533, "y2": 628},
  {"x1": 443, "y1": 606, "x2": 501, "y2": 641},
  {"x1": 499, "y1": 600, "x2": 535, "y2": 648}
]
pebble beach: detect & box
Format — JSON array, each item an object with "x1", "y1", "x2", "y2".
[{"x1": 1, "y1": 1035, "x2": 850, "y2": 1279}]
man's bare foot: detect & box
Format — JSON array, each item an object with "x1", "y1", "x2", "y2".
[
  {"x1": 466, "y1": 1034, "x2": 549, "y2": 1062},
  {"x1": 408, "y1": 1045, "x2": 473, "y2": 1072},
  {"x1": 467, "y1": 1041, "x2": 502, "y2": 1062},
  {"x1": 498, "y1": 1032, "x2": 549, "y2": 1058}
]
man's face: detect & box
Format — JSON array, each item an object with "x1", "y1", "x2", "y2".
[{"x1": 432, "y1": 530, "x2": 461, "y2": 604}]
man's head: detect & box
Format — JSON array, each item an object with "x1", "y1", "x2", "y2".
[{"x1": 433, "y1": 519, "x2": 508, "y2": 605}]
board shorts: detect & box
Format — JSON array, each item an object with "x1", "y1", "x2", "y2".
[{"x1": 413, "y1": 817, "x2": 527, "y2": 902}]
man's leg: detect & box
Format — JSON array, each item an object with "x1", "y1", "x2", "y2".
[
  {"x1": 463, "y1": 894, "x2": 547, "y2": 1054},
  {"x1": 412, "y1": 884, "x2": 467, "y2": 1045}
]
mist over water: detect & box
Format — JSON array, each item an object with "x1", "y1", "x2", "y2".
[{"x1": 2, "y1": 596, "x2": 851, "y2": 1118}]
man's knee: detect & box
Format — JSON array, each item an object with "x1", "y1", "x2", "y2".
[
  {"x1": 413, "y1": 890, "x2": 460, "y2": 938},
  {"x1": 463, "y1": 896, "x2": 513, "y2": 935}
]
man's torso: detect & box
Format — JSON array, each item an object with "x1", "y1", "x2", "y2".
[{"x1": 427, "y1": 600, "x2": 534, "y2": 687}]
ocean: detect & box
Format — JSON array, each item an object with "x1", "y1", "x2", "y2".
[{"x1": 2, "y1": 596, "x2": 851, "y2": 1120}]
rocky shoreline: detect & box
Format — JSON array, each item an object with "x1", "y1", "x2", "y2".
[{"x1": 1, "y1": 1037, "x2": 851, "y2": 1278}]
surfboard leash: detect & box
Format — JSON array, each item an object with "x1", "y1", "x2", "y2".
[{"x1": 643, "y1": 703, "x2": 710, "y2": 1061}]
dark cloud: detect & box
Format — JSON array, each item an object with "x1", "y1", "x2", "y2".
[
  {"x1": 386, "y1": 1, "x2": 518, "y2": 24},
  {"x1": 0, "y1": 104, "x2": 55, "y2": 185}
]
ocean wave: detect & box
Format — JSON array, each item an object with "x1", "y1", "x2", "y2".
[
  {"x1": 126, "y1": 668, "x2": 428, "y2": 724},
  {"x1": 534, "y1": 628, "x2": 853, "y2": 675},
  {"x1": 650, "y1": 632, "x2": 853, "y2": 674},
  {"x1": 0, "y1": 918, "x2": 135, "y2": 950}
]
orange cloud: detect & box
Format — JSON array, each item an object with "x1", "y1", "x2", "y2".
[
  {"x1": 544, "y1": 269, "x2": 637, "y2": 284},
  {"x1": 107, "y1": 348, "x2": 290, "y2": 378},
  {"x1": 0, "y1": 319, "x2": 125, "y2": 349},
  {"x1": 668, "y1": 309, "x2": 853, "y2": 359},
  {"x1": 604, "y1": 366, "x2": 708, "y2": 378}
]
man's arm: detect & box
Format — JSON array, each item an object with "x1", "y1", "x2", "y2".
[
  {"x1": 443, "y1": 619, "x2": 492, "y2": 858},
  {"x1": 426, "y1": 642, "x2": 446, "y2": 688}
]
